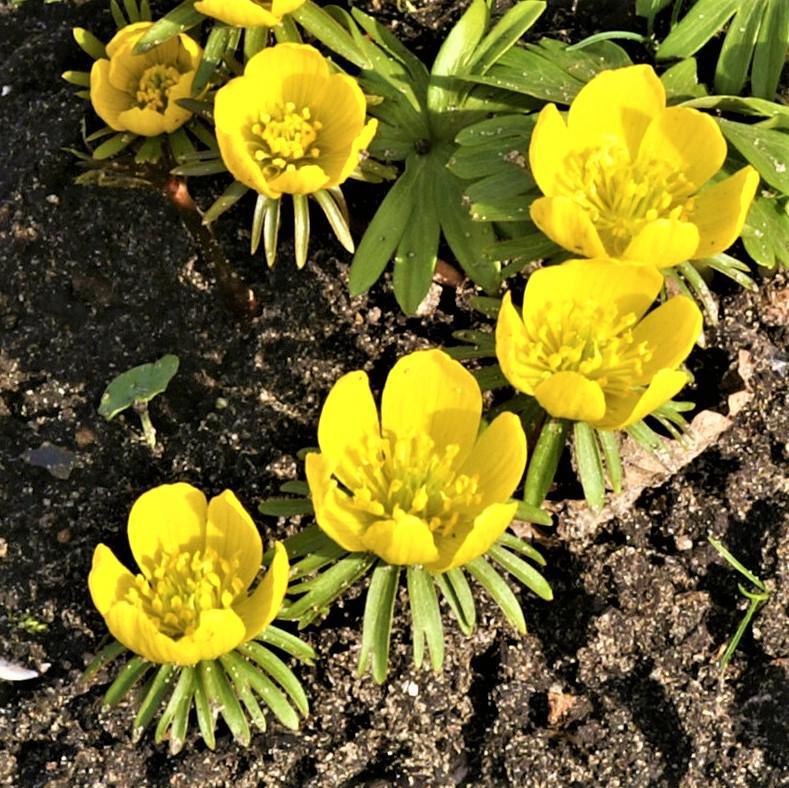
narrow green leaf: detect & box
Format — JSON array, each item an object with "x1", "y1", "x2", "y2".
[
  {"x1": 123, "y1": 0, "x2": 140, "y2": 22},
  {"x1": 135, "y1": 135, "x2": 163, "y2": 164},
  {"x1": 469, "y1": 195, "x2": 535, "y2": 223},
  {"x1": 678, "y1": 260, "x2": 719, "y2": 324},
  {"x1": 287, "y1": 542, "x2": 346, "y2": 582},
  {"x1": 251, "y1": 193, "x2": 267, "y2": 256},
  {"x1": 714, "y1": 0, "x2": 763, "y2": 96},
  {"x1": 278, "y1": 523, "x2": 335, "y2": 561},
  {"x1": 657, "y1": 0, "x2": 740, "y2": 60},
  {"x1": 358, "y1": 563, "x2": 400, "y2": 683},
  {"x1": 720, "y1": 595, "x2": 766, "y2": 668},
  {"x1": 573, "y1": 422, "x2": 606, "y2": 511},
  {"x1": 219, "y1": 653, "x2": 267, "y2": 732},
  {"x1": 62, "y1": 70, "x2": 90, "y2": 87},
  {"x1": 103, "y1": 656, "x2": 151, "y2": 708},
  {"x1": 635, "y1": 0, "x2": 672, "y2": 19},
  {"x1": 484, "y1": 232, "x2": 561, "y2": 266},
  {"x1": 466, "y1": 557, "x2": 526, "y2": 633},
  {"x1": 626, "y1": 420, "x2": 665, "y2": 452},
  {"x1": 468, "y1": 1, "x2": 546, "y2": 75},
  {"x1": 92, "y1": 132, "x2": 136, "y2": 160},
  {"x1": 170, "y1": 160, "x2": 226, "y2": 176},
  {"x1": 293, "y1": 193, "x2": 310, "y2": 270},
  {"x1": 200, "y1": 659, "x2": 250, "y2": 745},
  {"x1": 469, "y1": 295, "x2": 502, "y2": 318},
  {"x1": 258, "y1": 497, "x2": 314, "y2": 517},
  {"x1": 244, "y1": 26, "x2": 269, "y2": 61},
  {"x1": 175, "y1": 97, "x2": 214, "y2": 121},
  {"x1": 82, "y1": 639, "x2": 127, "y2": 681},
  {"x1": 742, "y1": 195, "x2": 789, "y2": 269},
  {"x1": 110, "y1": 0, "x2": 126, "y2": 29},
  {"x1": 752, "y1": 0, "x2": 789, "y2": 99},
  {"x1": 455, "y1": 113, "x2": 536, "y2": 146},
  {"x1": 202, "y1": 181, "x2": 249, "y2": 225},
  {"x1": 566, "y1": 30, "x2": 648, "y2": 50},
  {"x1": 434, "y1": 567, "x2": 476, "y2": 635},
  {"x1": 393, "y1": 163, "x2": 440, "y2": 314},
  {"x1": 192, "y1": 665, "x2": 216, "y2": 749},
  {"x1": 407, "y1": 566, "x2": 445, "y2": 672},
  {"x1": 661, "y1": 58, "x2": 707, "y2": 100},
  {"x1": 73, "y1": 27, "x2": 106, "y2": 60},
  {"x1": 280, "y1": 479, "x2": 310, "y2": 496},
  {"x1": 514, "y1": 500, "x2": 553, "y2": 526},
  {"x1": 488, "y1": 545, "x2": 553, "y2": 601},
  {"x1": 238, "y1": 642, "x2": 309, "y2": 716},
  {"x1": 349, "y1": 156, "x2": 421, "y2": 295},
  {"x1": 135, "y1": 0, "x2": 203, "y2": 53},
  {"x1": 140, "y1": 0, "x2": 151, "y2": 21},
  {"x1": 681, "y1": 94, "x2": 789, "y2": 122},
  {"x1": 257, "y1": 624, "x2": 317, "y2": 664},
  {"x1": 232, "y1": 656, "x2": 300, "y2": 729},
  {"x1": 133, "y1": 664, "x2": 175, "y2": 741},
  {"x1": 193, "y1": 24, "x2": 232, "y2": 95},
  {"x1": 496, "y1": 532, "x2": 546, "y2": 566},
  {"x1": 155, "y1": 665, "x2": 195, "y2": 754},
  {"x1": 708, "y1": 537, "x2": 766, "y2": 590},
  {"x1": 313, "y1": 189, "x2": 354, "y2": 252},
  {"x1": 264, "y1": 196, "x2": 281, "y2": 267},
  {"x1": 472, "y1": 364, "x2": 509, "y2": 391},
  {"x1": 698, "y1": 254, "x2": 757, "y2": 289},
  {"x1": 523, "y1": 417, "x2": 569, "y2": 506},
  {"x1": 597, "y1": 429, "x2": 623, "y2": 494},
  {"x1": 168, "y1": 126, "x2": 196, "y2": 164}
]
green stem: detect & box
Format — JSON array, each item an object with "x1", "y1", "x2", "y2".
[{"x1": 135, "y1": 402, "x2": 157, "y2": 450}]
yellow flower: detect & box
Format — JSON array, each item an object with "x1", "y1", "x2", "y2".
[
  {"x1": 194, "y1": 0, "x2": 305, "y2": 27},
  {"x1": 89, "y1": 22, "x2": 202, "y2": 137},
  {"x1": 529, "y1": 64, "x2": 760, "y2": 267},
  {"x1": 305, "y1": 350, "x2": 527, "y2": 573},
  {"x1": 496, "y1": 259, "x2": 703, "y2": 429},
  {"x1": 214, "y1": 43, "x2": 377, "y2": 199},
  {"x1": 88, "y1": 484, "x2": 289, "y2": 665}
]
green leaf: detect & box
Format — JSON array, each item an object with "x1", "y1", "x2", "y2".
[
  {"x1": 657, "y1": 0, "x2": 740, "y2": 60},
  {"x1": 496, "y1": 532, "x2": 546, "y2": 566},
  {"x1": 752, "y1": 0, "x2": 789, "y2": 99},
  {"x1": 514, "y1": 500, "x2": 553, "y2": 526},
  {"x1": 293, "y1": 193, "x2": 310, "y2": 270},
  {"x1": 202, "y1": 181, "x2": 249, "y2": 225},
  {"x1": 258, "y1": 497, "x2": 314, "y2": 517},
  {"x1": 98, "y1": 354, "x2": 179, "y2": 420},
  {"x1": 487, "y1": 545, "x2": 553, "y2": 601},
  {"x1": 154, "y1": 665, "x2": 195, "y2": 754},
  {"x1": 661, "y1": 58, "x2": 707, "y2": 100},
  {"x1": 358, "y1": 563, "x2": 400, "y2": 683},
  {"x1": 280, "y1": 479, "x2": 310, "y2": 496},
  {"x1": 313, "y1": 189, "x2": 354, "y2": 253},
  {"x1": 484, "y1": 231, "x2": 561, "y2": 266},
  {"x1": 135, "y1": 1, "x2": 204, "y2": 53},
  {"x1": 407, "y1": 566, "x2": 445, "y2": 672},
  {"x1": 741, "y1": 195, "x2": 789, "y2": 268},
  {"x1": 434, "y1": 567, "x2": 476, "y2": 635},
  {"x1": 350, "y1": 156, "x2": 422, "y2": 295},
  {"x1": 123, "y1": 0, "x2": 140, "y2": 22},
  {"x1": 133, "y1": 664, "x2": 176, "y2": 741},
  {"x1": 719, "y1": 119, "x2": 789, "y2": 192},
  {"x1": 708, "y1": 536, "x2": 767, "y2": 590},
  {"x1": 193, "y1": 24, "x2": 233, "y2": 95},
  {"x1": 466, "y1": 169, "x2": 534, "y2": 205},
  {"x1": 238, "y1": 642, "x2": 309, "y2": 716},
  {"x1": 279, "y1": 523, "x2": 336, "y2": 562},
  {"x1": 472, "y1": 364, "x2": 509, "y2": 391},
  {"x1": 635, "y1": 0, "x2": 672, "y2": 18},
  {"x1": 393, "y1": 161, "x2": 440, "y2": 314},
  {"x1": 103, "y1": 656, "x2": 151, "y2": 708},
  {"x1": 466, "y1": 557, "x2": 526, "y2": 633},
  {"x1": 295, "y1": 1, "x2": 371, "y2": 69},
  {"x1": 257, "y1": 624, "x2": 316, "y2": 664},
  {"x1": 92, "y1": 132, "x2": 136, "y2": 160},
  {"x1": 573, "y1": 422, "x2": 606, "y2": 511},
  {"x1": 170, "y1": 159, "x2": 227, "y2": 176},
  {"x1": 714, "y1": 0, "x2": 764, "y2": 96},
  {"x1": 110, "y1": 0, "x2": 126, "y2": 28},
  {"x1": 218, "y1": 652, "x2": 267, "y2": 732},
  {"x1": 263, "y1": 195, "x2": 281, "y2": 267},
  {"x1": 596, "y1": 429, "x2": 623, "y2": 494},
  {"x1": 523, "y1": 417, "x2": 569, "y2": 507},
  {"x1": 193, "y1": 665, "x2": 216, "y2": 749},
  {"x1": 82, "y1": 639, "x2": 127, "y2": 681},
  {"x1": 681, "y1": 94, "x2": 789, "y2": 122},
  {"x1": 62, "y1": 70, "x2": 90, "y2": 87},
  {"x1": 73, "y1": 27, "x2": 106, "y2": 60},
  {"x1": 697, "y1": 253, "x2": 757, "y2": 290},
  {"x1": 469, "y1": 195, "x2": 535, "y2": 223},
  {"x1": 200, "y1": 659, "x2": 250, "y2": 745},
  {"x1": 468, "y1": 1, "x2": 546, "y2": 75},
  {"x1": 455, "y1": 113, "x2": 536, "y2": 146},
  {"x1": 231, "y1": 654, "x2": 300, "y2": 729}
]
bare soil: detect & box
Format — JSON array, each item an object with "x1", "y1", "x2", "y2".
[{"x1": 0, "y1": 1, "x2": 787, "y2": 786}]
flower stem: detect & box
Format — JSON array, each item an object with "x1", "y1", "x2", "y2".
[{"x1": 135, "y1": 401, "x2": 157, "y2": 450}]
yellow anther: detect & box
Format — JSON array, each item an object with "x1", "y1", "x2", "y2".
[
  {"x1": 135, "y1": 64, "x2": 180, "y2": 112},
  {"x1": 249, "y1": 102, "x2": 323, "y2": 176}
]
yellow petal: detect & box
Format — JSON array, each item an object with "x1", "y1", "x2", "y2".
[
  {"x1": 176, "y1": 32, "x2": 203, "y2": 72},
  {"x1": 305, "y1": 452, "x2": 368, "y2": 552},
  {"x1": 460, "y1": 413, "x2": 527, "y2": 509},
  {"x1": 272, "y1": 0, "x2": 306, "y2": 14},
  {"x1": 117, "y1": 106, "x2": 168, "y2": 137},
  {"x1": 622, "y1": 218, "x2": 700, "y2": 268},
  {"x1": 524, "y1": 259, "x2": 664, "y2": 323},
  {"x1": 205, "y1": 490, "x2": 262, "y2": 591},
  {"x1": 638, "y1": 107, "x2": 726, "y2": 188},
  {"x1": 88, "y1": 544, "x2": 135, "y2": 616},
  {"x1": 173, "y1": 608, "x2": 247, "y2": 665},
  {"x1": 567, "y1": 64, "x2": 666, "y2": 157},
  {"x1": 690, "y1": 166, "x2": 760, "y2": 258},
  {"x1": 214, "y1": 77, "x2": 277, "y2": 197},
  {"x1": 105, "y1": 21, "x2": 153, "y2": 58},
  {"x1": 530, "y1": 196, "x2": 607, "y2": 258},
  {"x1": 428, "y1": 502, "x2": 517, "y2": 573},
  {"x1": 594, "y1": 369, "x2": 691, "y2": 429},
  {"x1": 246, "y1": 42, "x2": 330, "y2": 86},
  {"x1": 161, "y1": 71, "x2": 195, "y2": 133},
  {"x1": 267, "y1": 164, "x2": 331, "y2": 196},
  {"x1": 631, "y1": 296, "x2": 702, "y2": 384},
  {"x1": 194, "y1": 0, "x2": 280, "y2": 27},
  {"x1": 361, "y1": 514, "x2": 440, "y2": 566},
  {"x1": 326, "y1": 117, "x2": 378, "y2": 187},
  {"x1": 495, "y1": 290, "x2": 532, "y2": 394},
  {"x1": 105, "y1": 601, "x2": 184, "y2": 664},
  {"x1": 317, "y1": 370, "x2": 380, "y2": 490},
  {"x1": 534, "y1": 371, "x2": 607, "y2": 423},
  {"x1": 90, "y1": 59, "x2": 133, "y2": 131},
  {"x1": 128, "y1": 483, "x2": 207, "y2": 577},
  {"x1": 528, "y1": 103, "x2": 571, "y2": 196},
  {"x1": 233, "y1": 542, "x2": 289, "y2": 640},
  {"x1": 380, "y1": 349, "x2": 482, "y2": 466}
]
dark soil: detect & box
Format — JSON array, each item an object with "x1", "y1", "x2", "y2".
[{"x1": 1, "y1": 1, "x2": 787, "y2": 786}]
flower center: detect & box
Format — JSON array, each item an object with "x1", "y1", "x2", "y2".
[
  {"x1": 251, "y1": 103, "x2": 322, "y2": 177},
  {"x1": 514, "y1": 301, "x2": 654, "y2": 396},
  {"x1": 135, "y1": 64, "x2": 181, "y2": 112},
  {"x1": 124, "y1": 547, "x2": 245, "y2": 638},
  {"x1": 557, "y1": 142, "x2": 696, "y2": 255},
  {"x1": 343, "y1": 433, "x2": 482, "y2": 536}
]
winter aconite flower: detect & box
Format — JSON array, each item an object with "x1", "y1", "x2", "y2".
[
  {"x1": 306, "y1": 350, "x2": 527, "y2": 572},
  {"x1": 529, "y1": 65, "x2": 759, "y2": 267},
  {"x1": 90, "y1": 22, "x2": 202, "y2": 137},
  {"x1": 214, "y1": 43, "x2": 377, "y2": 199},
  {"x1": 496, "y1": 259, "x2": 703, "y2": 429},
  {"x1": 88, "y1": 483, "x2": 289, "y2": 665},
  {"x1": 194, "y1": 0, "x2": 305, "y2": 27}
]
